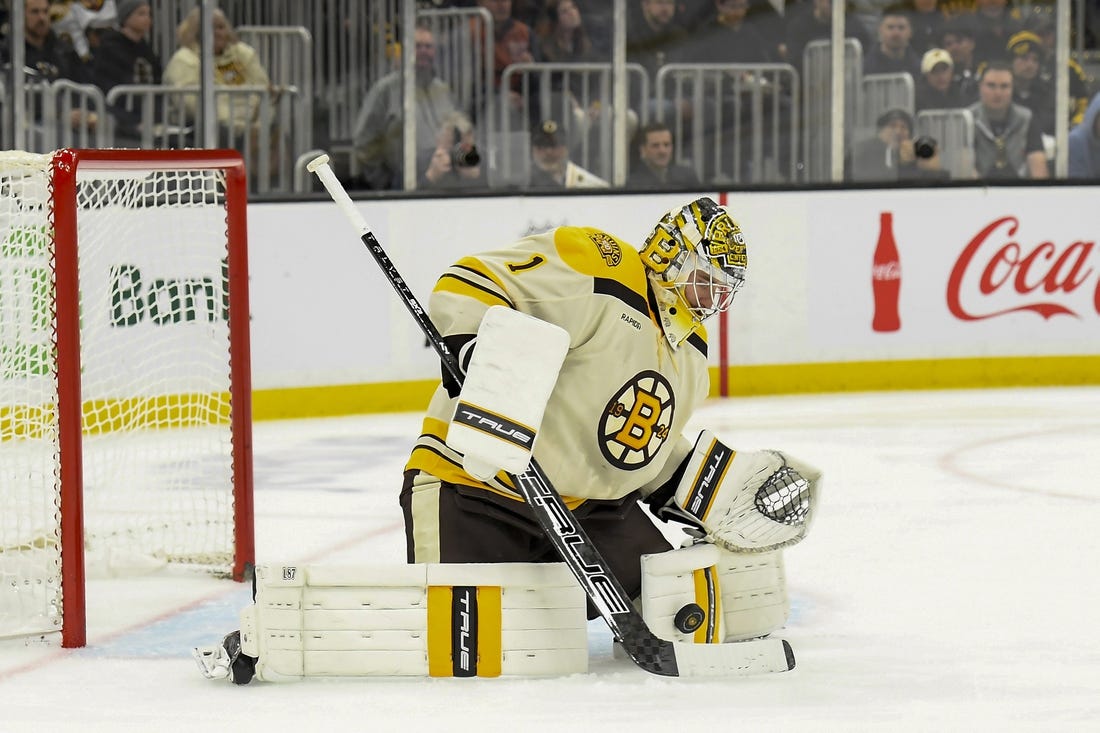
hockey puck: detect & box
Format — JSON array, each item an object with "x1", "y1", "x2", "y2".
[{"x1": 673, "y1": 603, "x2": 706, "y2": 634}]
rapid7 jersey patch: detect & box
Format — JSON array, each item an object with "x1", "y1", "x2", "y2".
[{"x1": 599, "y1": 370, "x2": 674, "y2": 470}]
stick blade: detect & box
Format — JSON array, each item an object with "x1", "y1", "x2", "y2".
[{"x1": 670, "y1": 637, "x2": 795, "y2": 677}]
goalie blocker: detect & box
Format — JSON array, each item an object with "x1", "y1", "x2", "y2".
[{"x1": 447, "y1": 305, "x2": 570, "y2": 481}]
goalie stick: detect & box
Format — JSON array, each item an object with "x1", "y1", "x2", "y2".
[{"x1": 307, "y1": 155, "x2": 795, "y2": 678}]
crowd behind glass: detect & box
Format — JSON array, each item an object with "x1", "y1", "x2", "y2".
[{"x1": 2, "y1": 0, "x2": 1099, "y2": 196}]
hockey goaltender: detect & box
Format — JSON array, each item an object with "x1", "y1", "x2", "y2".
[{"x1": 195, "y1": 195, "x2": 822, "y2": 682}]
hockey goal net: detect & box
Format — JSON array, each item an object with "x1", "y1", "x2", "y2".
[{"x1": 0, "y1": 149, "x2": 254, "y2": 648}]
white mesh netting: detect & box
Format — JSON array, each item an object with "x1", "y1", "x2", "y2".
[{"x1": 1, "y1": 151, "x2": 243, "y2": 639}]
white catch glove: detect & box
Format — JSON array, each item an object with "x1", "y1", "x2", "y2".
[{"x1": 665, "y1": 431, "x2": 821, "y2": 553}]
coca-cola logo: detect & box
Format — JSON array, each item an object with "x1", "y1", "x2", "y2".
[
  {"x1": 872, "y1": 262, "x2": 900, "y2": 280},
  {"x1": 947, "y1": 216, "x2": 1098, "y2": 321}
]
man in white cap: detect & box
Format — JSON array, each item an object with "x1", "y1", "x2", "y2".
[{"x1": 915, "y1": 47, "x2": 964, "y2": 112}]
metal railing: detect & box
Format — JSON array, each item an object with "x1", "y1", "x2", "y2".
[
  {"x1": 802, "y1": 38, "x2": 864, "y2": 184},
  {"x1": 238, "y1": 25, "x2": 314, "y2": 158},
  {"x1": 655, "y1": 63, "x2": 799, "y2": 185},
  {"x1": 858, "y1": 72, "x2": 916, "y2": 138},
  {"x1": 498, "y1": 62, "x2": 647, "y2": 188},
  {"x1": 2, "y1": 78, "x2": 108, "y2": 152},
  {"x1": 105, "y1": 84, "x2": 302, "y2": 193},
  {"x1": 917, "y1": 108, "x2": 976, "y2": 180}
]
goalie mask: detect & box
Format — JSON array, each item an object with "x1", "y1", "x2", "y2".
[{"x1": 641, "y1": 198, "x2": 747, "y2": 346}]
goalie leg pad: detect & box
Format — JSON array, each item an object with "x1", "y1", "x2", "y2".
[
  {"x1": 640, "y1": 544, "x2": 788, "y2": 644},
  {"x1": 242, "y1": 562, "x2": 587, "y2": 681}
]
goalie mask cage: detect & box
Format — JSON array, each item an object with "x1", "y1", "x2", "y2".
[{"x1": 0, "y1": 149, "x2": 254, "y2": 648}]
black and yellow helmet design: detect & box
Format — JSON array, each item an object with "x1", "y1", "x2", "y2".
[{"x1": 640, "y1": 197, "x2": 748, "y2": 322}]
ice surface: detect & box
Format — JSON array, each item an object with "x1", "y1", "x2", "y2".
[{"x1": 3, "y1": 387, "x2": 1098, "y2": 732}]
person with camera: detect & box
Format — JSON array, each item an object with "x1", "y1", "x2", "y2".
[
  {"x1": 421, "y1": 111, "x2": 486, "y2": 190},
  {"x1": 847, "y1": 108, "x2": 947, "y2": 182}
]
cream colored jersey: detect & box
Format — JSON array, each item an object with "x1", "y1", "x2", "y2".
[{"x1": 406, "y1": 226, "x2": 710, "y2": 505}]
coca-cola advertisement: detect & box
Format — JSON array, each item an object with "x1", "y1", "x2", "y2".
[{"x1": 807, "y1": 189, "x2": 1100, "y2": 355}]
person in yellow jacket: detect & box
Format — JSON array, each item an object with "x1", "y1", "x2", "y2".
[{"x1": 162, "y1": 6, "x2": 271, "y2": 134}]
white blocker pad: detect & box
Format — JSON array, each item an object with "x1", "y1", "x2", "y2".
[
  {"x1": 672, "y1": 431, "x2": 822, "y2": 553},
  {"x1": 239, "y1": 562, "x2": 587, "y2": 681},
  {"x1": 447, "y1": 306, "x2": 570, "y2": 480},
  {"x1": 640, "y1": 543, "x2": 788, "y2": 644}
]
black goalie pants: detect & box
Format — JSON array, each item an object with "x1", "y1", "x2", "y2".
[{"x1": 399, "y1": 469, "x2": 673, "y2": 619}]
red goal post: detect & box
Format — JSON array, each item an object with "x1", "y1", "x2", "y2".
[{"x1": 0, "y1": 149, "x2": 254, "y2": 648}]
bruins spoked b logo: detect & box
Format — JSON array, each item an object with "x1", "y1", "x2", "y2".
[{"x1": 599, "y1": 370, "x2": 675, "y2": 470}]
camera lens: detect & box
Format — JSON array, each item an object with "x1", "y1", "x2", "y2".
[
  {"x1": 914, "y1": 136, "x2": 936, "y2": 159},
  {"x1": 451, "y1": 144, "x2": 480, "y2": 168}
]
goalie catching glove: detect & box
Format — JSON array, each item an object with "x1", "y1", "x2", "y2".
[{"x1": 652, "y1": 431, "x2": 821, "y2": 553}]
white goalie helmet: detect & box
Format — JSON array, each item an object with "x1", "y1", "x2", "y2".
[{"x1": 640, "y1": 197, "x2": 748, "y2": 322}]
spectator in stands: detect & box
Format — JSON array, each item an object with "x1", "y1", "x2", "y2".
[
  {"x1": 905, "y1": 0, "x2": 946, "y2": 55},
  {"x1": 527, "y1": 118, "x2": 610, "y2": 188},
  {"x1": 421, "y1": 110, "x2": 487, "y2": 190},
  {"x1": 534, "y1": 0, "x2": 608, "y2": 148},
  {"x1": 475, "y1": 0, "x2": 538, "y2": 92},
  {"x1": 627, "y1": 0, "x2": 690, "y2": 74},
  {"x1": 915, "y1": 47, "x2": 964, "y2": 111},
  {"x1": 626, "y1": 0, "x2": 690, "y2": 115},
  {"x1": 627, "y1": 121, "x2": 700, "y2": 188},
  {"x1": 784, "y1": 0, "x2": 871, "y2": 76},
  {"x1": 51, "y1": 0, "x2": 118, "y2": 62},
  {"x1": 352, "y1": 22, "x2": 459, "y2": 191},
  {"x1": 970, "y1": 0, "x2": 1016, "y2": 66},
  {"x1": 940, "y1": 15, "x2": 979, "y2": 104},
  {"x1": 847, "y1": 107, "x2": 947, "y2": 181},
  {"x1": 683, "y1": 0, "x2": 788, "y2": 182},
  {"x1": 687, "y1": 0, "x2": 786, "y2": 61},
  {"x1": 536, "y1": 0, "x2": 634, "y2": 165},
  {"x1": 12, "y1": 0, "x2": 97, "y2": 132},
  {"x1": 968, "y1": 60, "x2": 1049, "y2": 179},
  {"x1": 864, "y1": 6, "x2": 922, "y2": 78},
  {"x1": 17, "y1": 0, "x2": 90, "y2": 84},
  {"x1": 1068, "y1": 92, "x2": 1100, "y2": 179},
  {"x1": 1021, "y1": 9, "x2": 1091, "y2": 129},
  {"x1": 1006, "y1": 31, "x2": 1055, "y2": 137},
  {"x1": 573, "y1": 0, "x2": 614, "y2": 56},
  {"x1": 536, "y1": 0, "x2": 600, "y2": 65},
  {"x1": 91, "y1": 0, "x2": 161, "y2": 144},
  {"x1": 689, "y1": 0, "x2": 775, "y2": 64},
  {"x1": 472, "y1": 0, "x2": 538, "y2": 129},
  {"x1": 163, "y1": 7, "x2": 272, "y2": 136}
]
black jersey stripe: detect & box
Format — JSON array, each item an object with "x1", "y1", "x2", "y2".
[
  {"x1": 437, "y1": 272, "x2": 515, "y2": 309},
  {"x1": 594, "y1": 277, "x2": 648, "y2": 317},
  {"x1": 686, "y1": 330, "x2": 707, "y2": 357}
]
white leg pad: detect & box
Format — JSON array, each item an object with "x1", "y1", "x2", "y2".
[
  {"x1": 640, "y1": 544, "x2": 788, "y2": 644},
  {"x1": 243, "y1": 562, "x2": 587, "y2": 680},
  {"x1": 717, "y1": 548, "x2": 788, "y2": 642}
]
